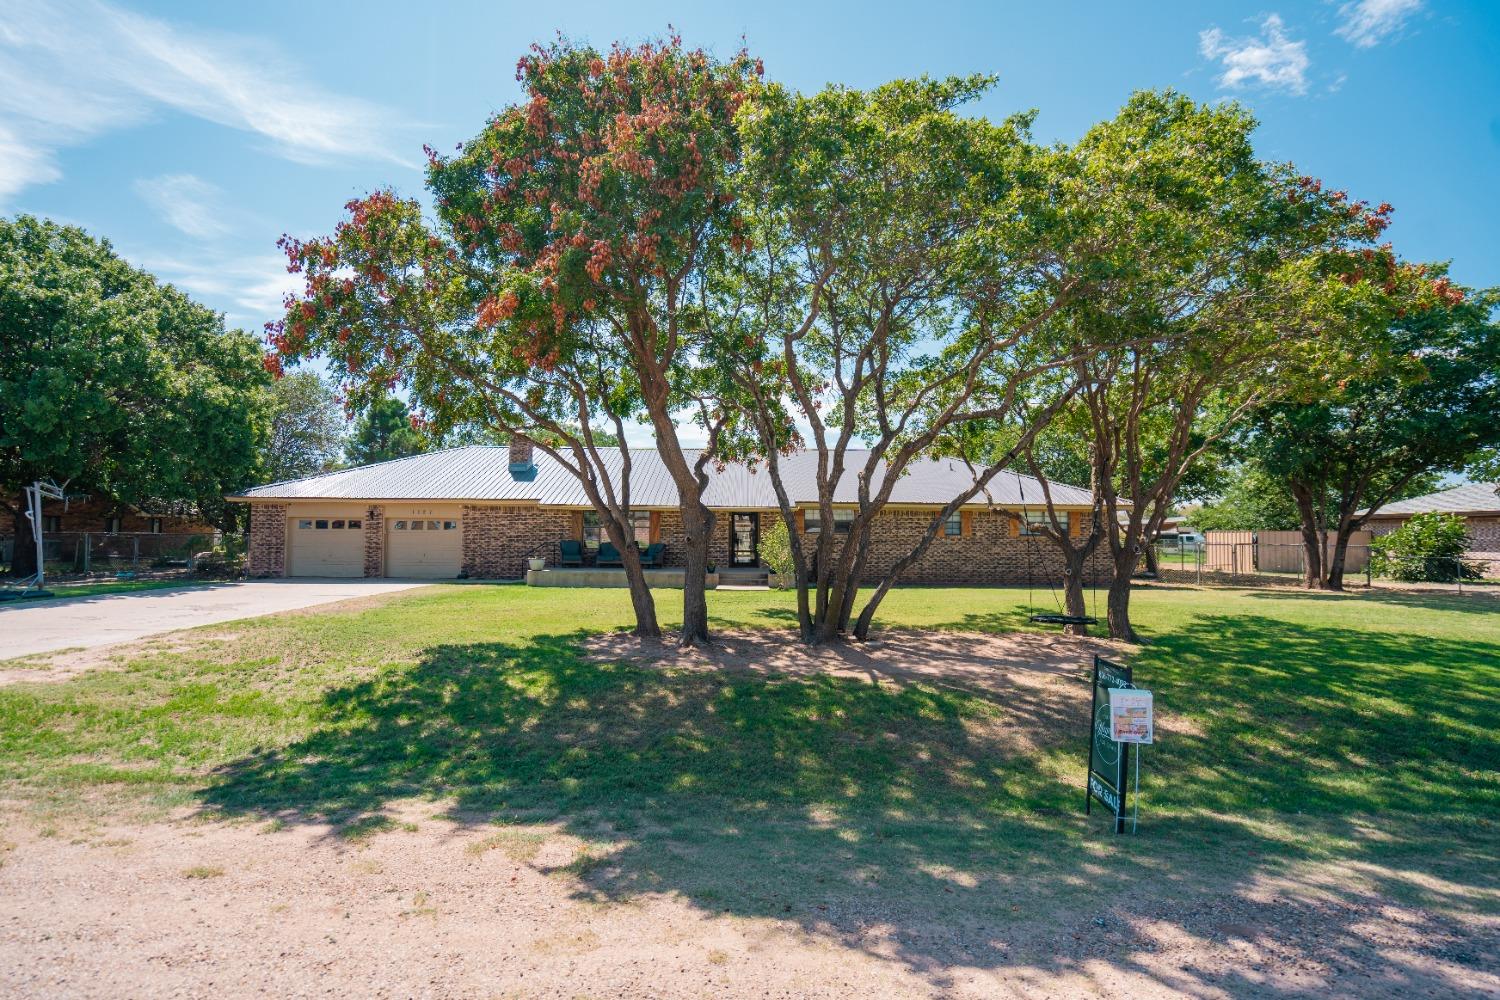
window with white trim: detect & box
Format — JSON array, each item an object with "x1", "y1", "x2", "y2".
[{"x1": 944, "y1": 512, "x2": 962, "y2": 537}]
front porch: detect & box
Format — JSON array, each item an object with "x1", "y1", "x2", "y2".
[{"x1": 525, "y1": 565, "x2": 769, "y2": 589}]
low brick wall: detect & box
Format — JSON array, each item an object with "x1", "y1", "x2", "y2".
[{"x1": 246, "y1": 503, "x2": 287, "y2": 577}]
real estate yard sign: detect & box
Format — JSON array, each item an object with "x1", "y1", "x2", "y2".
[{"x1": 1086, "y1": 655, "x2": 1134, "y2": 833}]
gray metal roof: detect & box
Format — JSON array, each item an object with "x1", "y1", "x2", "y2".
[
  {"x1": 1364, "y1": 482, "x2": 1500, "y2": 517},
  {"x1": 234, "y1": 445, "x2": 1097, "y2": 509}
]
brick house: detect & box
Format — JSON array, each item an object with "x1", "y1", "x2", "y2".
[
  {"x1": 2, "y1": 493, "x2": 218, "y2": 570},
  {"x1": 1363, "y1": 482, "x2": 1500, "y2": 575},
  {"x1": 232, "y1": 440, "x2": 1111, "y2": 585},
  {"x1": 5, "y1": 494, "x2": 215, "y2": 537}
]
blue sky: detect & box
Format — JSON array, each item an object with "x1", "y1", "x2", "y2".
[{"x1": 2, "y1": 0, "x2": 1496, "y2": 340}]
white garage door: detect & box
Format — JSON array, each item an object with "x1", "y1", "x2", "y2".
[
  {"x1": 387, "y1": 517, "x2": 462, "y2": 578},
  {"x1": 288, "y1": 517, "x2": 365, "y2": 577}
]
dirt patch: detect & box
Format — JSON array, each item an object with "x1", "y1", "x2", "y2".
[
  {"x1": 0, "y1": 631, "x2": 212, "y2": 687},
  {"x1": 578, "y1": 628, "x2": 1209, "y2": 752},
  {"x1": 581, "y1": 627, "x2": 1118, "y2": 690},
  {"x1": 0, "y1": 804, "x2": 1491, "y2": 999}
]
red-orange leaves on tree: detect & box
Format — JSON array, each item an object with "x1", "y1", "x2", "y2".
[
  {"x1": 428, "y1": 33, "x2": 759, "y2": 346},
  {"x1": 273, "y1": 33, "x2": 766, "y2": 643}
]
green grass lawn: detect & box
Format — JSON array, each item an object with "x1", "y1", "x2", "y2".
[
  {"x1": 1, "y1": 578, "x2": 205, "y2": 601},
  {"x1": 1, "y1": 582, "x2": 1496, "y2": 943}
]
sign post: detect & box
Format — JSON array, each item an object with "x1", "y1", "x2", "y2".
[{"x1": 1086, "y1": 655, "x2": 1135, "y2": 833}]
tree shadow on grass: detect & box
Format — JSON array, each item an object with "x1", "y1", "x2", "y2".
[{"x1": 196, "y1": 629, "x2": 1499, "y2": 995}]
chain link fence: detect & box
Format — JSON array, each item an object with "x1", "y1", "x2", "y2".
[
  {"x1": 1153, "y1": 535, "x2": 1491, "y2": 594},
  {"x1": 1, "y1": 531, "x2": 216, "y2": 576}
]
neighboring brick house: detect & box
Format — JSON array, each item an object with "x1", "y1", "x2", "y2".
[
  {"x1": 1363, "y1": 482, "x2": 1500, "y2": 576},
  {"x1": 3, "y1": 494, "x2": 215, "y2": 537},
  {"x1": 231, "y1": 440, "x2": 1112, "y2": 585},
  {"x1": 2, "y1": 493, "x2": 217, "y2": 570}
]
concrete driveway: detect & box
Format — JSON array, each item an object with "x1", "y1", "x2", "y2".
[{"x1": 0, "y1": 579, "x2": 431, "y2": 660}]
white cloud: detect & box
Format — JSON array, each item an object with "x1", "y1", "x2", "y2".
[
  {"x1": 0, "y1": 0, "x2": 405, "y2": 202},
  {"x1": 1199, "y1": 14, "x2": 1310, "y2": 95},
  {"x1": 133, "y1": 173, "x2": 232, "y2": 239},
  {"x1": 138, "y1": 250, "x2": 301, "y2": 330},
  {"x1": 1335, "y1": 0, "x2": 1423, "y2": 48}
]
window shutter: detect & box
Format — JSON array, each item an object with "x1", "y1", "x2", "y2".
[
  {"x1": 649, "y1": 511, "x2": 661, "y2": 544},
  {"x1": 795, "y1": 509, "x2": 805, "y2": 533},
  {"x1": 571, "y1": 510, "x2": 584, "y2": 540},
  {"x1": 960, "y1": 510, "x2": 973, "y2": 538},
  {"x1": 1009, "y1": 514, "x2": 1021, "y2": 538},
  {"x1": 1069, "y1": 511, "x2": 1081, "y2": 538}
]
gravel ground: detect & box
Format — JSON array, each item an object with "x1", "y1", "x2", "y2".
[{"x1": 1, "y1": 806, "x2": 1492, "y2": 999}]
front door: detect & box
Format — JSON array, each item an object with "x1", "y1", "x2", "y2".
[{"x1": 731, "y1": 512, "x2": 759, "y2": 567}]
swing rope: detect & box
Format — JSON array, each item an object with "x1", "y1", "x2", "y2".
[{"x1": 1018, "y1": 475, "x2": 1099, "y2": 628}]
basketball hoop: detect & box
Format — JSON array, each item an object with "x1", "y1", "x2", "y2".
[{"x1": 20, "y1": 479, "x2": 65, "y2": 595}]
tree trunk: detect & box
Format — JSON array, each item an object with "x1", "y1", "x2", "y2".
[
  {"x1": 1325, "y1": 528, "x2": 1353, "y2": 592},
  {"x1": 1061, "y1": 546, "x2": 1091, "y2": 637},
  {"x1": 1290, "y1": 481, "x2": 1325, "y2": 590},
  {"x1": 1105, "y1": 556, "x2": 1138, "y2": 644},
  {"x1": 678, "y1": 502, "x2": 713, "y2": 646},
  {"x1": 600, "y1": 517, "x2": 660, "y2": 638},
  {"x1": 9, "y1": 505, "x2": 37, "y2": 580},
  {"x1": 815, "y1": 584, "x2": 843, "y2": 643},
  {"x1": 1142, "y1": 543, "x2": 1159, "y2": 577},
  {"x1": 793, "y1": 560, "x2": 813, "y2": 642}
]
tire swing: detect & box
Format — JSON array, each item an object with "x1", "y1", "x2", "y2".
[{"x1": 1017, "y1": 478, "x2": 1099, "y2": 628}]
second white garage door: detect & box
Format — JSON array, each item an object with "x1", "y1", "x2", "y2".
[{"x1": 387, "y1": 517, "x2": 462, "y2": 578}]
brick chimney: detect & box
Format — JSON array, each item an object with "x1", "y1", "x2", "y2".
[{"x1": 508, "y1": 436, "x2": 535, "y2": 476}]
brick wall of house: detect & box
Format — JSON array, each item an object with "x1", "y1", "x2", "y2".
[
  {"x1": 1470, "y1": 517, "x2": 1500, "y2": 575},
  {"x1": 3, "y1": 495, "x2": 215, "y2": 536},
  {"x1": 457, "y1": 502, "x2": 1111, "y2": 585},
  {"x1": 462, "y1": 504, "x2": 574, "y2": 579},
  {"x1": 246, "y1": 503, "x2": 287, "y2": 577},
  {"x1": 653, "y1": 510, "x2": 733, "y2": 569},
  {"x1": 648, "y1": 506, "x2": 1109, "y2": 585},
  {"x1": 362, "y1": 505, "x2": 385, "y2": 577},
  {"x1": 794, "y1": 508, "x2": 1113, "y2": 586}
]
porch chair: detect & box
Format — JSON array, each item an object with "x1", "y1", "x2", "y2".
[
  {"x1": 558, "y1": 539, "x2": 585, "y2": 567},
  {"x1": 596, "y1": 542, "x2": 624, "y2": 567},
  {"x1": 639, "y1": 542, "x2": 665, "y2": 568}
]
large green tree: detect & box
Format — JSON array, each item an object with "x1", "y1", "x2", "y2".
[
  {"x1": 1243, "y1": 267, "x2": 1499, "y2": 590},
  {"x1": 1, "y1": 215, "x2": 270, "y2": 576},
  {"x1": 344, "y1": 395, "x2": 427, "y2": 466},
  {"x1": 262, "y1": 370, "x2": 346, "y2": 482},
  {"x1": 1058, "y1": 92, "x2": 1386, "y2": 641},
  {"x1": 1187, "y1": 462, "x2": 1304, "y2": 532},
  {"x1": 273, "y1": 34, "x2": 760, "y2": 641},
  {"x1": 717, "y1": 75, "x2": 1087, "y2": 642}
]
